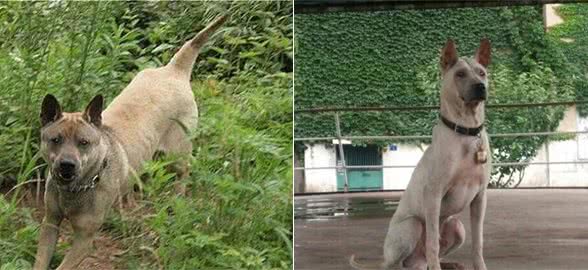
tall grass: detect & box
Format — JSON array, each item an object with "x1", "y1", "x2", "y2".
[{"x1": 0, "y1": 1, "x2": 292, "y2": 269}]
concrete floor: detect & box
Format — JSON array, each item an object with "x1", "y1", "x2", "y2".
[{"x1": 294, "y1": 189, "x2": 588, "y2": 269}]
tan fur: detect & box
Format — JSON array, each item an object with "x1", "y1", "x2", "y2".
[
  {"x1": 350, "y1": 39, "x2": 492, "y2": 270},
  {"x1": 33, "y1": 15, "x2": 227, "y2": 270}
]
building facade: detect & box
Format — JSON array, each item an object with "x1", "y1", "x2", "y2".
[{"x1": 300, "y1": 107, "x2": 588, "y2": 193}]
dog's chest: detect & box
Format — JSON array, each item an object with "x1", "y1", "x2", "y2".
[
  {"x1": 441, "y1": 145, "x2": 487, "y2": 217},
  {"x1": 58, "y1": 192, "x2": 95, "y2": 216},
  {"x1": 441, "y1": 182, "x2": 480, "y2": 217}
]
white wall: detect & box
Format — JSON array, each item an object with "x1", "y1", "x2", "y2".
[
  {"x1": 382, "y1": 144, "x2": 426, "y2": 190},
  {"x1": 518, "y1": 107, "x2": 588, "y2": 187},
  {"x1": 304, "y1": 144, "x2": 337, "y2": 192}
]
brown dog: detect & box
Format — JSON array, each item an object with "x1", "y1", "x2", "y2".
[{"x1": 33, "y1": 15, "x2": 227, "y2": 270}]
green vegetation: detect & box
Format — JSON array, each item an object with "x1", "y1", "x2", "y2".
[
  {"x1": 0, "y1": 1, "x2": 292, "y2": 269},
  {"x1": 294, "y1": 6, "x2": 583, "y2": 187},
  {"x1": 550, "y1": 4, "x2": 588, "y2": 115}
]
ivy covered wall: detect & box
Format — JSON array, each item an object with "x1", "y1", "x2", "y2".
[
  {"x1": 551, "y1": 4, "x2": 588, "y2": 115},
  {"x1": 294, "y1": 6, "x2": 583, "y2": 187}
]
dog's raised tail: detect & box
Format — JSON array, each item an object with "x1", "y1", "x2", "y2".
[
  {"x1": 168, "y1": 14, "x2": 228, "y2": 76},
  {"x1": 349, "y1": 254, "x2": 385, "y2": 270}
]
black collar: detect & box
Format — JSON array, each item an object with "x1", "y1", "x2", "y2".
[
  {"x1": 440, "y1": 114, "x2": 484, "y2": 136},
  {"x1": 58, "y1": 159, "x2": 108, "y2": 193}
]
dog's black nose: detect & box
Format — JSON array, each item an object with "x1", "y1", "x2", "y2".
[
  {"x1": 59, "y1": 160, "x2": 76, "y2": 179},
  {"x1": 473, "y1": 83, "x2": 486, "y2": 99}
]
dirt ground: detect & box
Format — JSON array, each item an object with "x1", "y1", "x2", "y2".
[
  {"x1": 294, "y1": 189, "x2": 588, "y2": 270},
  {"x1": 76, "y1": 233, "x2": 123, "y2": 270},
  {"x1": 16, "y1": 189, "x2": 124, "y2": 270}
]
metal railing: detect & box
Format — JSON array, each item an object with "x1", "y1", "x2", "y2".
[{"x1": 294, "y1": 101, "x2": 588, "y2": 192}]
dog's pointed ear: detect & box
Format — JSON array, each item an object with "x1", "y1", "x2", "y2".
[
  {"x1": 40, "y1": 94, "x2": 62, "y2": 127},
  {"x1": 475, "y1": 38, "x2": 491, "y2": 68},
  {"x1": 440, "y1": 39, "x2": 459, "y2": 72},
  {"x1": 83, "y1": 95, "x2": 103, "y2": 127}
]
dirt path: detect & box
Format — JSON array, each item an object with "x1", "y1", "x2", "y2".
[{"x1": 76, "y1": 233, "x2": 123, "y2": 270}]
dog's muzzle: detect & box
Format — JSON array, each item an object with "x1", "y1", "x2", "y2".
[
  {"x1": 56, "y1": 159, "x2": 77, "y2": 181},
  {"x1": 471, "y1": 83, "x2": 487, "y2": 101}
]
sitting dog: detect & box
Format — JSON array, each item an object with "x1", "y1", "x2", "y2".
[
  {"x1": 350, "y1": 39, "x2": 492, "y2": 270},
  {"x1": 33, "y1": 15, "x2": 227, "y2": 270}
]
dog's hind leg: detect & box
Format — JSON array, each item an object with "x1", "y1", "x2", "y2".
[
  {"x1": 382, "y1": 217, "x2": 424, "y2": 270},
  {"x1": 400, "y1": 216, "x2": 466, "y2": 270},
  {"x1": 439, "y1": 216, "x2": 465, "y2": 257},
  {"x1": 438, "y1": 216, "x2": 466, "y2": 270},
  {"x1": 158, "y1": 114, "x2": 196, "y2": 194},
  {"x1": 153, "y1": 147, "x2": 191, "y2": 181},
  {"x1": 401, "y1": 234, "x2": 426, "y2": 270}
]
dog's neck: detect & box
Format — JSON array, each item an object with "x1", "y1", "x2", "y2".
[{"x1": 439, "y1": 95, "x2": 485, "y2": 128}]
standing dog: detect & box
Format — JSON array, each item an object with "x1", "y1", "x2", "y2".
[
  {"x1": 350, "y1": 39, "x2": 492, "y2": 270},
  {"x1": 33, "y1": 15, "x2": 227, "y2": 270}
]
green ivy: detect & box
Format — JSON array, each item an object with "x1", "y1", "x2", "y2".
[
  {"x1": 549, "y1": 4, "x2": 588, "y2": 116},
  {"x1": 294, "y1": 6, "x2": 581, "y2": 187}
]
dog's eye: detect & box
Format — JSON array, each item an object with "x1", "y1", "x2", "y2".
[
  {"x1": 79, "y1": 139, "x2": 89, "y2": 146},
  {"x1": 456, "y1": 71, "x2": 465, "y2": 78},
  {"x1": 479, "y1": 70, "x2": 486, "y2": 77},
  {"x1": 50, "y1": 137, "x2": 61, "y2": 144}
]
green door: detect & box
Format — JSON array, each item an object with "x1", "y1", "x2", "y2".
[{"x1": 336, "y1": 145, "x2": 383, "y2": 191}]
